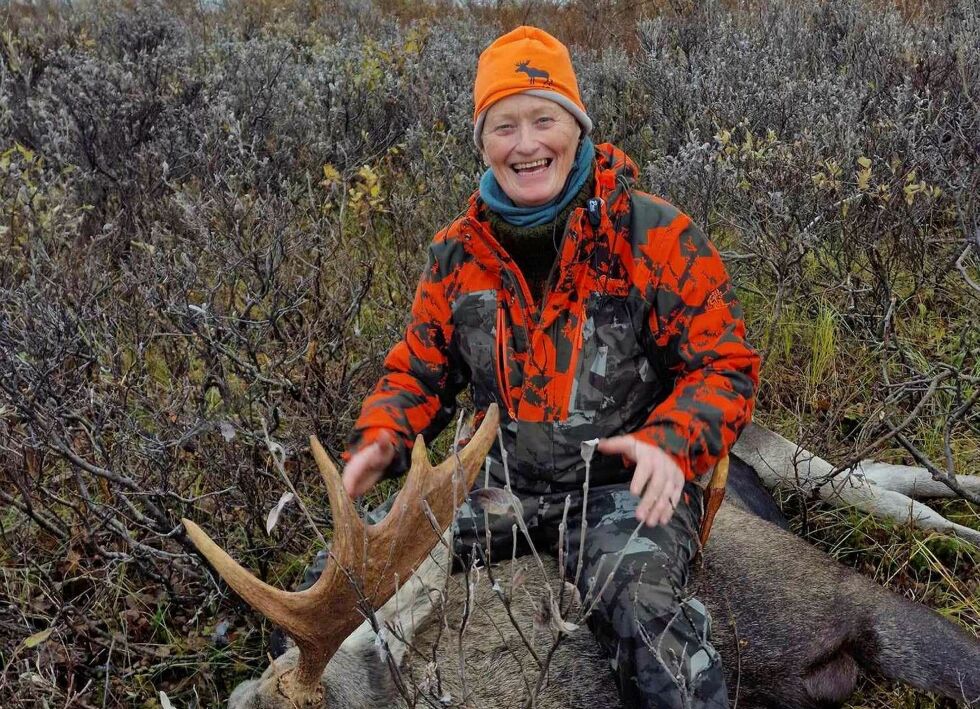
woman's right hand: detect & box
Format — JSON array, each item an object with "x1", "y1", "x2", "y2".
[{"x1": 342, "y1": 431, "x2": 396, "y2": 498}]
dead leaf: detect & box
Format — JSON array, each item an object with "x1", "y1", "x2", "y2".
[
  {"x1": 159, "y1": 690, "x2": 176, "y2": 709},
  {"x1": 563, "y1": 581, "x2": 582, "y2": 608},
  {"x1": 470, "y1": 488, "x2": 523, "y2": 518},
  {"x1": 549, "y1": 598, "x2": 578, "y2": 635},
  {"x1": 219, "y1": 421, "x2": 236, "y2": 442},
  {"x1": 265, "y1": 491, "x2": 295, "y2": 534},
  {"x1": 580, "y1": 438, "x2": 599, "y2": 464},
  {"x1": 511, "y1": 566, "x2": 527, "y2": 592},
  {"x1": 533, "y1": 594, "x2": 550, "y2": 634}
]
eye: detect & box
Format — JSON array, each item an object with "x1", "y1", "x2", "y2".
[
  {"x1": 536, "y1": 116, "x2": 555, "y2": 126},
  {"x1": 493, "y1": 123, "x2": 515, "y2": 134}
]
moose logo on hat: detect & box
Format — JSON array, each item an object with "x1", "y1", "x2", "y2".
[{"x1": 515, "y1": 60, "x2": 553, "y2": 86}]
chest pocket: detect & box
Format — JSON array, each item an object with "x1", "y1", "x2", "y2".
[
  {"x1": 571, "y1": 293, "x2": 660, "y2": 417},
  {"x1": 451, "y1": 289, "x2": 498, "y2": 406}
]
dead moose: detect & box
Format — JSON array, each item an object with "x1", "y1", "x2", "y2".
[{"x1": 182, "y1": 404, "x2": 980, "y2": 708}]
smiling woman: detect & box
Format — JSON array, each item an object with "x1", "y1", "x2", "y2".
[
  {"x1": 480, "y1": 94, "x2": 582, "y2": 207},
  {"x1": 332, "y1": 24, "x2": 760, "y2": 709}
]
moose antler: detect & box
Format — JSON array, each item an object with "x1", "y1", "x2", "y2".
[{"x1": 182, "y1": 404, "x2": 499, "y2": 705}]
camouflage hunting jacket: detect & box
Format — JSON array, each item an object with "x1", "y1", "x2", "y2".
[{"x1": 347, "y1": 143, "x2": 760, "y2": 495}]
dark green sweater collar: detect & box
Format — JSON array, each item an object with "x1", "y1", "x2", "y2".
[{"x1": 484, "y1": 173, "x2": 595, "y2": 244}]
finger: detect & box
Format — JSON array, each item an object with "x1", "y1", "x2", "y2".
[
  {"x1": 342, "y1": 442, "x2": 390, "y2": 497},
  {"x1": 342, "y1": 453, "x2": 369, "y2": 497},
  {"x1": 668, "y1": 479, "x2": 683, "y2": 511},
  {"x1": 647, "y1": 496, "x2": 672, "y2": 527},
  {"x1": 649, "y1": 485, "x2": 679, "y2": 527},
  {"x1": 654, "y1": 475, "x2": 685, "y2": 527},
  {"x1": 629, "y1": 458, "x2": 653, "y2": 498},
  {"x1": 637, "y1": 465, "x2": 668, "y2": 523},
  {"x1": 596, "y1": 436, "x2": 637, "y2": 463},
  {"x1": 346, "y1": 464, "x2": 383, "y2": 498},
  {"x1": 642, "y1": 479, "x2": 669, "y2": 526}
]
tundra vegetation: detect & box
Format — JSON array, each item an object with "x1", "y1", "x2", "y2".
[{"x1": 0, "y1": 0, "x2": 977, "y2": 707}]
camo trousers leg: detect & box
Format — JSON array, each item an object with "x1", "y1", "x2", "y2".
[{"x1": 565, "y1": 482, "x2": 729, "y2": 709}]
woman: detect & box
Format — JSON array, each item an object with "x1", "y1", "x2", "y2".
[{"x1": 339, "y1": 26, "x2": 759, "y2": 709}]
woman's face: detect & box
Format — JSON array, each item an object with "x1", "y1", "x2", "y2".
[{"x1": 481, "y1": 93, "x2": 581, "y2": 207}]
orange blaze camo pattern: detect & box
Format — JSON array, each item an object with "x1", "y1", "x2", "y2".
[{"x1": 348, "y1": 143, "x2": 760, "y2": 494}]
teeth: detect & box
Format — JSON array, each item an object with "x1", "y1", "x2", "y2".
[{"x1": 514, "y1": 159, "x2": 549, "y2": 170}]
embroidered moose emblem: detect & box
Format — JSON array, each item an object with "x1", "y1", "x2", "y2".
[{"x1": 515, "y1": 60, "x2": 553, "y2": 86}]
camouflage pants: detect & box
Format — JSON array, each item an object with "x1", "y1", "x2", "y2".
[{"x1": 298, "y1": 480, "x2": 728, "y2": 709}]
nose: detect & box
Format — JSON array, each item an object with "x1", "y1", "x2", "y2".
[{"x1": 514, "y1": 123, "x2": 537, "y2": 155}]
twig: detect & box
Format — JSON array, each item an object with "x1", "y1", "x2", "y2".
[
  {"x1": 891, "y1": 429, "x2": 980, "y2": 505},
  {"x1": 825, "y1": 369, "x2": 953, "y2": 480},
  {"x1": 101, "y1": 635, "x2": 115, "y2": 709},
  {"x1": 953, "y1": 241, "x2": 980, "y2": 295},
  {"x1": 0, "y1": 488, "x2": 68, "y2": 540}
]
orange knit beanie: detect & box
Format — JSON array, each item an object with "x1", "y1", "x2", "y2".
[{"x1": 473, "y1": 26, "x2": 592, "y2": 147}]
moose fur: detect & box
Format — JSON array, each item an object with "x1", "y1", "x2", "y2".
[{"x1": 227, "y1": 455, "x2": 980, "y2": 708}]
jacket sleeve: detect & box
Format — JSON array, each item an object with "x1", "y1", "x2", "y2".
[
  {"x1": 630, "y1": 221, "x2": 761, "y2": 481},
  {"x1": 345, "y1": 244, "x2": 468, "y2": 477}
]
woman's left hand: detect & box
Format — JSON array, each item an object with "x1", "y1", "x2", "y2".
[{"x1": 596, "y1": 436, "x2": 685, "y2": 527}]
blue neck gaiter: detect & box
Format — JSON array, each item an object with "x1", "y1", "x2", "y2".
[{"x1": 479, "y1": 137, "x2": 595, "y2": 228}]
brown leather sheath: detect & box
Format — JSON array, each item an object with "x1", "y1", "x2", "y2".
[{"x1": 699, "y1": 455, "x2": 729, "y2": 548}]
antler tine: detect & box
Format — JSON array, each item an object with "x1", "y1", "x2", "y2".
[
  {"x1": 435, "y1": 403, "x2": 500, "y2": 480},
  {"x1": 309, "y1": 435, "x2": 367, "y2": 570},
  {"x1": 375, "y1": 403, "x2": 499, "y2": 540},
  {"x1": 181, "y1": 518, "x2": 302, "y2": 634}
]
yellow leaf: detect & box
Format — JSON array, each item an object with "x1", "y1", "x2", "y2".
[
  {"x1": 856, "y1": 168, "x2": 871, "y2": 191},
  {"x1": 24, "y1": 628, "x2": 53, "y2": 649},
  {"x1": 15, "y1": 142, "x2": 35, "y2": 163},
  {"x1": 357, "y1": 165, "x2": 377, "y2": 183},
  {"x1": 857, "y1": 156, "x2": 871, "y2": 168},
  {"x1": 903, "y1": 183, "x2": 917, "y2": 205},
  {"x1": 321, "y1": 163, "x2": 341, "y2": 184}
]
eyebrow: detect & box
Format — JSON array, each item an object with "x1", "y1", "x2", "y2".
[{"x1": 489, "y1": 105, "x2": 558, "y2": 125}]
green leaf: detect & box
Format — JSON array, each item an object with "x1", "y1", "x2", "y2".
[{"x1": 24, "y1": 628, "x2": 53, "y2": 649}]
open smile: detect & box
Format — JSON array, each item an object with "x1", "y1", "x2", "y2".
[{"x1": 511, "y1": 158, "x2": 553, "y2": 176}]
